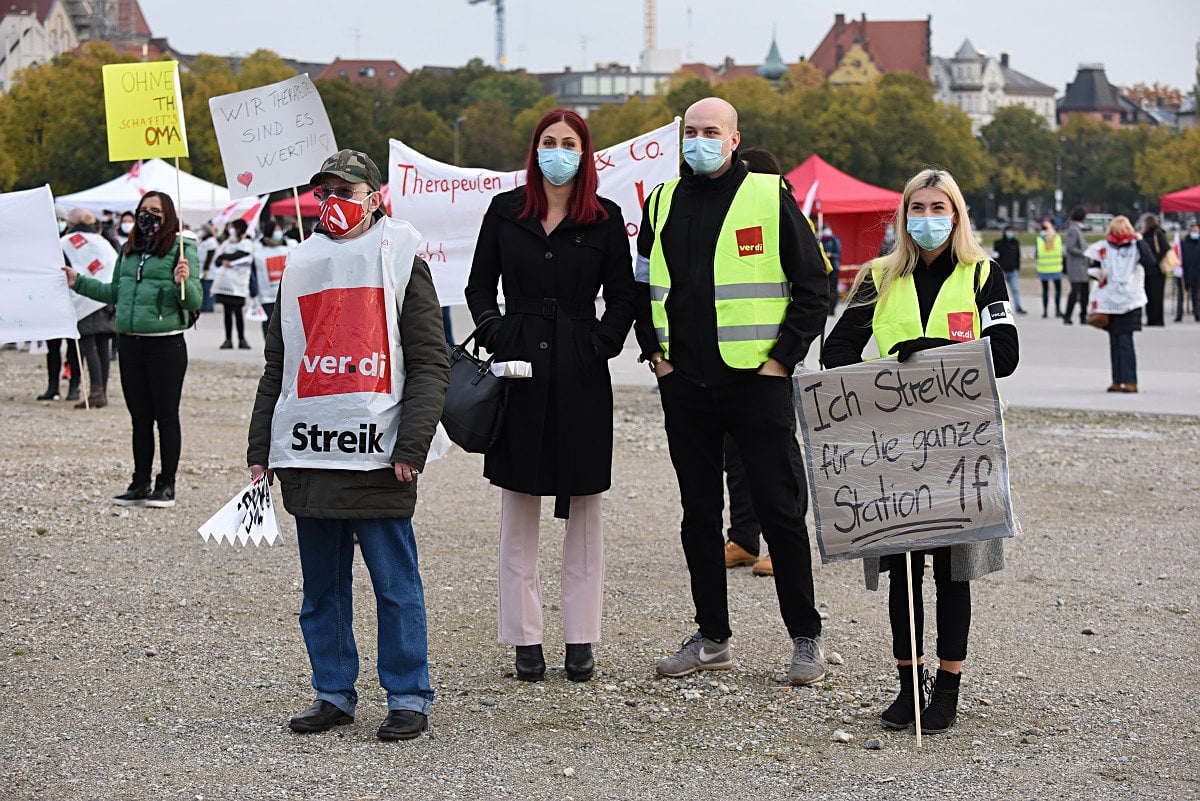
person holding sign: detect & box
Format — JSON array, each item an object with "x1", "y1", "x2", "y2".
[
  {"x1": 465, "y1": 109, "x2": 636, "y2": 684},
  {"x1": 822, "y1": 168, "x2": 1019, "y2": 734},
  {"x1": 63, "y1": 192, "x2": 200, "y2": 508},
  {"x1": 632, "y1": 97, "x2": 830, "y2": 684},
  {"x1": 247, "y1": 150, "x2": 449, "y2": 741}
]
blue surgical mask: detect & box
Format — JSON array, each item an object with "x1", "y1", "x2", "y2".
[
  {"x1": 58, "y1": 221, "x2": 68, "y2": 233},
  {"x1": 1191, "y1": 232, "x2": 1199, "y2": 240},
  {"x1": 682, "y1": 134, "x2": 731, "y2": 175},
  {"x1": 906, "y1": 215, "x2": 954, "y2": 251},
  {"x1": 1004, "y1": 231, "x2": 1014, "y2": 239},
  {"x1": 537, "y1": 147, "x2": 581, "y2": 186}
]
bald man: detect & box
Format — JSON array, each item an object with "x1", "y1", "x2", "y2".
[{"x1": 634, "y1": 97, "x2": 830, "y2": 684}]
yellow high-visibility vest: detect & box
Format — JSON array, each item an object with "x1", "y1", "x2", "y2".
[
  {"x1": 648, "y1": 172, "x2": 790, "y2": 369},
  {"x1": 870, "y1": 260, "x2": 989, "y2": 357},
  {"x1": 1035, "y1": 233, "x2": 1063, "y2": 275}
]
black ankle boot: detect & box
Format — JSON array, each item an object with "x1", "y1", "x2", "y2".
[
  {"x1": 514, "y1": 644, "x2": 545, "y2": 681},
  {"x1": 880, "y1": 664, "x2": 927, "y2": 730},
  {"x1": 565, "y1": 643, "x2": 594, "y2": 682},
  {"x1": 920, "y1": 669, "x2": 961, "y2": 733}
]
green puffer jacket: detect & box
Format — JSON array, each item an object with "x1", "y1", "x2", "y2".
[{"x1": 72, "y1": 237, "x2": 201, "y2": 333}]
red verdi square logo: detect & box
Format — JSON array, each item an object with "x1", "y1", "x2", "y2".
[
  {"x1": 297, "y1": 287, "x2": 390, "y2": 398},
  {"x1": 946, "y1": 311, "x2": 976, "y2": 342},
  {"x1": 735, "y1": 226, "x2": 764, "y2": 257}
]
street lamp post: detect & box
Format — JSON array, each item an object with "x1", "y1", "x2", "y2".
[
  {"x1": 453, "y1": 115, "x2": 468, "y2": 166},
  {"x1": 1054, "y1": 135, "x2": 1066, "y2": 215}
]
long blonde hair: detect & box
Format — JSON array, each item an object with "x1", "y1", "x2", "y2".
[{"x1": 849, "y1": 168, "x2": 988, "y2": 309}]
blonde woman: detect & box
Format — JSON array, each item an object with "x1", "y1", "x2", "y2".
[
  {"x1": 821, "y1": 168, "x2": 1019, "y2": 734},
  {"x1": 1083, "y1": 216, "x2": 1155, "y2": 393}
]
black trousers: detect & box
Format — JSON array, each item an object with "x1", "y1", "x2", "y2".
[
  {"x1": 79, "y1": 334, "x2": 111, "y2": 392},
  {"x1": 660, "y1": 372, "x2": 820, "y2": 641},
  {"x1": 886, "y1": 548, "x2": 970, "y2": 662},
  {"x1": 724, "y1": 424, "x2": 807, "y2": 557},
  {"x1": 118, "y1": 334, "x2": 188, "y2": 486},
  {"x1": 1144, "y1": 269, "x2": 1165, "y2": 326},
  {"x1": 44, "y1": 338, "x2": 81, "y2": 392},
  {"x1": 215, "y1": 293, "x2": 246, "y2": 341},
  {"x1": 1040, "y1": 278, "x2": 1062, "y2": 315},
  {"x1": 1063, "y1": 281, "x2": 1090, "y2": 323}
]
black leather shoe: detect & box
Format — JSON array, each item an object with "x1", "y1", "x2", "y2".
[
  {"x1": 376, "y1": 709, "x2": 428, "y2": 741},
  {"x1": 565, "y1": 643, "x2": 594, "y2": 682},
  {"x1": 515, "y1": 644, "x2": 545, "y2": 681},
  {"x1": 113, "y1": 481, "x2": 151, "y2": 507},
  {"x1": 288, "y1": 699, "x2": 353, "y2": 733}
]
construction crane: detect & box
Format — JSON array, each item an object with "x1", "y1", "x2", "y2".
[
  {"x1": 644, "y1": 0, "x2": 656, "y2": 53},
  {"x1": 468, "y1": 0, "x2": 507, "y2": 70}
]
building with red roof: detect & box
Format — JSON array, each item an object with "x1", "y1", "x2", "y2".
[
  {"x1": 319, "y1": 59, "x2": 409, "y2": 90},
  {"x1": 807, "y1": 13, "x2": 931, "y2": 83}
]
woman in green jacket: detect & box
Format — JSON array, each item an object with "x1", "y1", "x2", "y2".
[{"x1": 63, "y1": 191, "x2": 201, "y2": 508}]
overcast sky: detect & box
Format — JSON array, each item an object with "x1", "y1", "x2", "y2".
[{"x1": 142, "y1": 0, "x2": 1198, "y2": 93}]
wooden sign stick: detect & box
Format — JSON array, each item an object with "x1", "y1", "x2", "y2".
[
  {"x1": 292, "y1": 187, "x2": 306, "y2": 242},
  {"x1": 73, "y1": 338, "x2": 88, "y2": 410},
  {"x1": 175, "y1": 157, "x2": 186, "y2": 300},
  {"x1": 906, "y1": 551, "x2": 923, "y2": 748}
]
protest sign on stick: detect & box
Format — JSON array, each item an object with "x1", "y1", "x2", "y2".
[
  {"x1": 388, "y1": 118, "x2": 680, "y2": 306},
  {"x1": 0, "y1": 186, "x2": 80, "y2": 344},
  {"x1": 208, "y1": 74, "x2": 338, "y2": 201},
  {"x1": 102, "y1": 60, "x2": 190, "y2": 298},
  {"x1": 795, "y1": 339, "x2": 1015, "y2": 564}
]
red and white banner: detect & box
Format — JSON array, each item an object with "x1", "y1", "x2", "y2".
[
  {"x1": 388, "y1": 119, "x2": 680, "y2": 306},
  {"x1": 62, "y1": 231, "x2": 118, "y2": 320},
  {"x1": 211, "y1": 195, "x2": 268, "y2": 233}
]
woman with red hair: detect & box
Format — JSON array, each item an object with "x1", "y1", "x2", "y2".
[{"x1": 466, "y1": 108, "x2": 636, "y2": 683}]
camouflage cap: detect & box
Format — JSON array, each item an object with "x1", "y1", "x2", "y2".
[{"x1": 310, "y1": 149, "x2": 382, "y2": 191}]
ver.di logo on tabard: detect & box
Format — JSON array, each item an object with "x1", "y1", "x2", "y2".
[
  {"x1": 946, "y1": 311, "x2": 976, "y2": 342},
  {"x1": 296, "y1": 286, "x2": 391, "y2": 398},
  {"x1": 735, "y1": 226, "x2": 764, "y2": 257}
]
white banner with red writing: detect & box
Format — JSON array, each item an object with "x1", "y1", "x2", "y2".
[
  {"x1": 268, "y1": 218, "x2": 418, "y2": 470},
  {"x1": 388, "y1": 118, "x2": 680, "y2": 306},
  {"x1": 61, "y1": 232, "x2": 118, "y2": 320}
]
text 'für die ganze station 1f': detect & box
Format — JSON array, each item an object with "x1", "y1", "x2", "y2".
[{"x1": 795, "y1": 340, "x2": 1016, "y2": 564}]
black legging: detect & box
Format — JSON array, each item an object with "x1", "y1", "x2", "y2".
[
  {"x1": 887, "y1": 547, "x2": 970, "y2": 662},
  {"x1": 44, "y1": 338, "x2": 82, "y2": 393},
  {"x1": 215, "y1": 294, "x2": 245, "y2": 342},
  {"x1": 118, "y1": 334, "x2": 188, "y2": 486},
  {"x1": 1063, "y1": 281, "x2": 1090, "y2": 323},
  {"x1": 1040, "y1": 278, "x2": 1062, "y2": 316},
  {"x1": 79, "y1": 334, "x2": 111, "y2": 392}
]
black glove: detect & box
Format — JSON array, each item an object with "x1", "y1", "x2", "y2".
[
  {"x1": 887, "y1": 337, "x2": 955, "y2": 363},
  {"x1": 475, "y1": 314, "x2": 503, "y2": 350}
]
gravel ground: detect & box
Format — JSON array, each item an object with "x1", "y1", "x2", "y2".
[{"x1": 1, "y1": 349, "x2": 1198, "y2": 801}]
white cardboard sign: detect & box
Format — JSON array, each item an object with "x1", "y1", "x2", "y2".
[
  {"x1": 388, "y1": 119, "x2": 680, "y2": 306},
  {"x1": 0, "y1": 186, "x2": 80, "y2": 343},
  {"x1": 208, "y1": 74, "x2": 338, "y2": 200}
]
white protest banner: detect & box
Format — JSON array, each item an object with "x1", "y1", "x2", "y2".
[
  {"x1": 795, "y1": 340, "x2": 1015, "y2": 564},
  {"x1": 61, "y1": 232, "x2": 118, "y2": 320},
  {"x1": 198, "y1": 476, "x2": 281, "y2": 546},
  {"x1": 211, "y1": 195, "x2": 268, "y2": 234},
  {"x1": 209, "y1": 74, "x2": 338, "y2": 200},
  {"x1": 388, "y1": 118, "x2": 680, "y2": 306},
  {"x1": 0, "y1": 186, "x2": 80, "y2": 343}
]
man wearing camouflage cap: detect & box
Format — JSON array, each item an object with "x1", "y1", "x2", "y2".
[{"x1": 248, "y1": 149, "x2": 450, "y2": 741}]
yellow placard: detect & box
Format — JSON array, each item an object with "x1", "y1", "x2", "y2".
[{"x1": 102, "y1": 60, "x2": 189, "y2": 161}]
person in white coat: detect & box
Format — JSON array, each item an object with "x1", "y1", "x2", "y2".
[
  {"x1": 253, "y1": 220, "x2": 292, "y2": 340},
  {"x1": 211, "y1": 219, "x2": 254, "y2": 349}
]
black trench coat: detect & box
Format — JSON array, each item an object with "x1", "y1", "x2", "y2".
[{"x1": 465, "y1": 187, "x2": 636, "y2": 518}]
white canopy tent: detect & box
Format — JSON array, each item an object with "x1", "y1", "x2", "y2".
[{"x1": 57, "y1": 159, "x2": 231, "y2": 227}]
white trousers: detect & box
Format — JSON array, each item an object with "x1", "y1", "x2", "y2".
[{"x1": 497, "y1": 489, "x2": 604, "y2": 646}]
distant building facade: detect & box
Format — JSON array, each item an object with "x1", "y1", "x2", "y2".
[
  {"x1": 806, "y1": 13, "x2": 931, "y2": 84},
  {"x1": 1057, "y1": 63, "x2": 1172, "y2": 129},
  {"x1": 1, "y1": 1, "x2": 79, "y2": 93},
  {"x1": 931, "y1": 39, "x2": 1057, "y2": 132},
  {"x1": 318, "y1": 59, "x2": 408, "y2": 90}
]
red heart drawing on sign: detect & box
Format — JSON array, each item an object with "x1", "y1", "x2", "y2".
[{"x1": 237, "y1": 172, "x2": 253, "y2": 188}]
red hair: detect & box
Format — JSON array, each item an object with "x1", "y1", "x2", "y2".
[{"x1": 520, "y1": 108, "x2": 607, "y2": 226}]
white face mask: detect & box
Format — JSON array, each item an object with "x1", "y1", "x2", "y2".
[{"x1": 119, "y1": 221, "x2": 134, "y2": 234}]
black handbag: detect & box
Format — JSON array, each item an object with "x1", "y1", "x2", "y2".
[{"x1": 441, "y1": 324, "x2": 508, "y2": 453}]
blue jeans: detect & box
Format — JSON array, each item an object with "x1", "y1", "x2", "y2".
[
  {"x1": 1002, "y1": 269, "x2": 1023, "y2": 311},
  {"x1": 295, "y1": 517, "x2": 433, "y2": 716}
]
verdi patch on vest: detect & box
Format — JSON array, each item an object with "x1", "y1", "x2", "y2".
[
  {"x1": 735, "y1": 226, "x2": 764, "y2": 257},
  {"x1": 296, "y1": 286, "x2": 390, "y2": 398},
  {"x1": 946, "y1": 312, "x2": 975, "y2": 342}
]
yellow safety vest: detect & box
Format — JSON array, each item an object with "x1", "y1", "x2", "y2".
[
  {"x1": 648, "y1": 172, "x2": 790, "y2": 369},
  {"x1": 1035, "y1": 234, "x2": 1063, "y2": 275},
  {"x1": 870, "y1": 260, "x2": 989, "y2": 358}
]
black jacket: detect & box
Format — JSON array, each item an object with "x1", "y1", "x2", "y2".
[
  {"x1": 822, "y1": 248, "x2": 1020, "y2": 378},
  {"x1": 465, "y1": 188, "x2": 636, "y2": 518},
  {"x1": 992, "y1": 236, "x2": 1021, "y2": 273},
  {"x1": 632, "y1": 156, "x2": 829, "y2": 385}
]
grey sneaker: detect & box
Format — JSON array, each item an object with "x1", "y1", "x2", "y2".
[
  {"x1": 655, "y1": 631, "x2": 733, "y2": 677},
  {"x1": 788, "y1": 635, "x2": 825, "y2": 685}
]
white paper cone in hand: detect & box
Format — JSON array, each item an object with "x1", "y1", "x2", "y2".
[{"x1": 198, "y1": 476, "x2": 280, "y2": 546}]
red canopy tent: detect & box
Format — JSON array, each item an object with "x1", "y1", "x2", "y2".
[
  {"x1": 1161, "y1": 184, "x2": 1200, "y2": 213},
  {"x1": 784, "y1": 155, "x2": 901, "y2": 268}
]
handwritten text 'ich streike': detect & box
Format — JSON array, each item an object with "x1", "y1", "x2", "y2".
[
  {"x1": 117, "y1": 69, "x2": 182, "y2": 147},
  {"x1": 215, "y1": 82, "x2": 327, "y2": 167}
]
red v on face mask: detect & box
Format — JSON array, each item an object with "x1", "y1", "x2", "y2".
[{"x1": 319, "y1": 195, "x2": 370, "y2": 236}]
